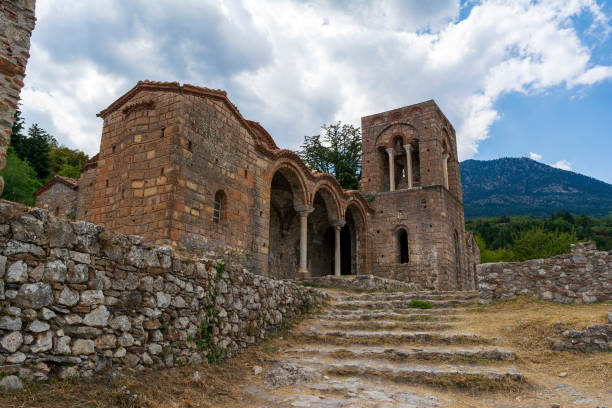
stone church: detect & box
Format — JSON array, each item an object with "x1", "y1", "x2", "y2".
[{"x1": 35, "y1": 81, "x2": 479, "y2": 290}]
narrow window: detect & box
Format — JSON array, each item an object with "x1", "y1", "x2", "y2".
[
  {"x1": 55, "y1": 206, "x2": 60, "y2": 216},
  {"x1": 398, "y1": 229, "x2": 409, "y2": 264},
  {"x1": 112, "y1": 145, "x2": 116, "y2": 154},
  {"x1": 160, "y1": 127, "x2": 165, "y2": 138},
  {"x1": 188, "y1": 140, "x2": 193, "y2": 151},
  {"x1": 213, "y1": 190, "x2": 227, "y2": 225}
]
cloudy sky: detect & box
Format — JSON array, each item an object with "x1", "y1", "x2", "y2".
[{"x1": 20, "y1": 0, "x2": 612, "y2": 182}]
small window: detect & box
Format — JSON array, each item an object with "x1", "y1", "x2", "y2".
[
  {"x1": 160, "y1": 127, "x2": 165, "y2": 138},
  {"x1": 112, "y1": 145, "x2": 116, "y2": 153},
  {"x1": 213, "y1": 190, "x2": 227, "y2": 225},
  {"x1": 188, "y1": 141, "x2": 193, "y2": 151},
  {"x1": 398, "y1": 229, "x2": 409, "y2": 264}
]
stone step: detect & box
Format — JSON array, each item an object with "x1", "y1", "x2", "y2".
[
  {"x1": 298, "y1": 329, "x2": 492, "y2": 346},
  {"x1": 324, "y1": 362, "x2": 523, "y2": 391},
  {"x1": 318, "y1": 320, "x2": 452, "y2": 331},
  {"x1": 317, "y1": 309, "x2": 461, "y2": 321},
  {"x1": 331, "y1": 299, "x2": 474, "y2": 310},
  {"x1": 333, "y1": 292, "x2": 479, "y2": 302},
  {"x1": 284, "y1": 345, "x2": 517, "y2": 362},
  {"x1": 286, "y1": 359, "x2": 524, "y2": 391}
]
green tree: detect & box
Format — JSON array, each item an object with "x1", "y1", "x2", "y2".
[
  {"x1": 49, "y1": 146, "x2": 88, "y2": 179},
  {"x1": 298, "y1": 122, "x2": 362, "y2": 190},
  {"x1": 511, "y1": 228, "x2": 576, "y2": 261},
  {"x1": 22, "y1": 124, "x2": 56, "y2": 180},
  {"x1": 0, "y1": 147, "x2": 42, "y2": 206}
]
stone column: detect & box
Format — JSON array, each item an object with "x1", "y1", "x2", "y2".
[
  {"x1": 332, "y1": 220, "x2": 346, "y2": 277},
  {"x1": 403, "y1": 144, "x2": 413, "y2": 189},
  {"x1": 386, "y1": 147, "x2": 395, "y2": 192},
  {"x1": 442, "y1": 153, "x2": 449, "y2": 189},
  {"x1": 295, "y1": 205, "x2": 314, "y2": 278}
]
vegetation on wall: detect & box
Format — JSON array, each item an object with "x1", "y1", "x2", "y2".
[
  {"x1": 298, "y1": 121, "x2": 362, "y2": 190},
  {"x1": 467, "y1": 211, "x2": 612, "y2": 262},
  {"x1": 1, "y1": 110, "x2": 89, "y2": 205}
]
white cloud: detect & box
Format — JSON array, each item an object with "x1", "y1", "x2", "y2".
[
  {"x1": 19, "y1": 0, "x2": 612, "y2": 159},
  {"x1": 552, "y1": 160, "x2": 573, "y2": 171},
  {"x1": 529, "y1": 152, "x2": 543, "y2": 161}
]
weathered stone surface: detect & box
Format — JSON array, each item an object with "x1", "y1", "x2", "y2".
[
  {"x1": 44, "y1": 260, "x2": 68, "y2": 283},
  {"x1": 31, "y1": 331, "x2": 53, "y2": 353},
  {"x1": 27, "y1": 320, "x2": 50, "y2": 333},
  {"x1": 16, "y1": 283, "x2": 53, "y2": 309},
  {"x1": 54, "y1": 336, "x2": 71, "y2": 354},
  {"x1": 0, "y1": 316, "x2": 22, "y2": 330},
  {"x1": 80, "y1": 290, "x2": 104, "y2": 305},
  {"x1": 72, "y1": 339, "x2": 95, "y2": 355},
  {"x1": 83, "y1": 306, "x2": 110, "y2": 327},
  {"x1": 7, "y1": 260, "x2": 28, "y2": 283},
  {"x1": 0, "y1": 375, "x2": 23, "y2": 390},
  {"x1": 110, "y1": 315, "x2": 131, "y2": 332},
  {"x1": 7, "y1": 351, "x2": 26, "y2": 363},
  {"x1": 95, "y1": 334, "x2": 116, "y2": 349},
  {"x1": 58, "y1": 286, "x2": 79, "y2": 306},
  {"x1": 68, "y1": 263, "x2": 89, "y2": 283},
  {"x1": 1, "y1": 331, "x2": 23, "y2": 352}
]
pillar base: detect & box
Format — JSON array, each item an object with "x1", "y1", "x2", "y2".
[{"x1": 296, "y1": 267, "x2": 309, "y2": 280}]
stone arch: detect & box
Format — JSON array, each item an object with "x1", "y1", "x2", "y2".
[
  {"x1": 344, "y1": 200, "x2": 368, "y2": 275},
  {"x1": 311, "y1": 181, "x2": 342, "y2": 222},
  {"x1": 267, "y1": 159, "x2": 309, "y2": 208},
  {"x1": 266, "y1": 159, "x2": 309, "y2": 279},
  {"x1": 374, "y1": 123, "x2": 417, "y2": 149}
]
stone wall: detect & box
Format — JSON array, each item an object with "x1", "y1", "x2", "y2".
[
  {"x1": 0, "y1": 0, "x2": 36, "y2": 195},
  {"x1": 478, "y1": 242, "x2": 611, "y2": 304},
  {"x1": 0, "y1": 200, "x2": 327, "y2": 383}
]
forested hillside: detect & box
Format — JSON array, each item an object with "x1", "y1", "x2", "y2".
[
  {"x1": 461, "y1": 157, "x2": 612, "y2": 218},
  {"x1": 0, "y1": 111, "x2": 88, "y2": 205}
]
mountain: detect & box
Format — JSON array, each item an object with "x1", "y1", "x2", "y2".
[{"x1": 460, "y1": 157, "x2": 612, "y2": 218}]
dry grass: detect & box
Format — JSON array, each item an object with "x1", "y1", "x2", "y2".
[{"x1": 0, "y1": 345, "x2": 274, "y2": 408}]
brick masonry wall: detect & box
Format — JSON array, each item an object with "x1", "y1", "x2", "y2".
[
  {"x1": 0, "y1": 0, "x2": 36, "y2": 194},
  {"x1": 0, "y1": 200, "x2": 327, "y2": 383},
  {"x1": 34, "y1": 183, "x2": 78, "y2": 219},
  {"x1": 478, "y1": 242, "x2": 611, "y2": 303}
]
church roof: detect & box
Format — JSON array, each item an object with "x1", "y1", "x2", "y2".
[{"x1": 34, "y1": 175, "x2": 78, "y2": 197}]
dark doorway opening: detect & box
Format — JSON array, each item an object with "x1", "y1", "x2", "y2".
[{"x1": 340, "y1": 225, "x2": 351, "y2": 275}]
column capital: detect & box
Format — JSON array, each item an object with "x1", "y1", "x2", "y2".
[
  {"x1": 443, "y1": 153, "x2": 450, "y2": 160},
  {"x1": 403, "y1": 144, "x2": 413, "y2": 153},
  {"x1": 331, "y1": 220, "x2": 346, "y2": 229},
  {"x1": 385, "y1": 147, "x2": 395, "y2": 155},
  {"x1": 294, "y1": 205, "x2": 314, "y2": 215}
]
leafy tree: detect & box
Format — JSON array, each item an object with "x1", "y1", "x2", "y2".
[
  {"x1": 24, "y1": 124, "x2": 56, "y2": 180},
  {"x1": 0, "y1": 147, "x2": 42, "y2": 206},
  {"x1": 511, "y1": 228, "x2": 576, "y2": 261},
  {"x1": 299, "y1": 122, "x2": 361, "y2": 190},
  {"x1": 49, "y1": 146, "x2": 88, "y2": 179}
]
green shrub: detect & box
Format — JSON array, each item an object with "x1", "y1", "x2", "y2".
[{"x1": 409, "y1": 299, "x2": 432, "y2": 309}]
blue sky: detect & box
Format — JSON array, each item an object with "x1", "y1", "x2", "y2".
[{"x1": 19, "y1": 0, "x2": 612, "y2": 183}]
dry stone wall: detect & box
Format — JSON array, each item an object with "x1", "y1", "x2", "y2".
[
  {"x1": 478, "y1": 242, "x2": 611, "y2": 304},
  {"x1": 0, "y1": 200, "x2": 327, "y2": 384}
]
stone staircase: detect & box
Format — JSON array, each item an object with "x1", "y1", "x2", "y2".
[{"x1": 260, "y1": 289, "x2": 524, "y2": 407}]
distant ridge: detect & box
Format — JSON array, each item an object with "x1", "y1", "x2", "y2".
[{"x1": 460, "y1": 157, "x2": 612, "y2": 218}]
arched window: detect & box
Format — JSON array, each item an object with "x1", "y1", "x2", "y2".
[
  {"x1": 397, "y1": 229, "x2": 409, "y2": 264},
  {"x1": 213, "y1": 190, "x2": 227, "y2": 225}
]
